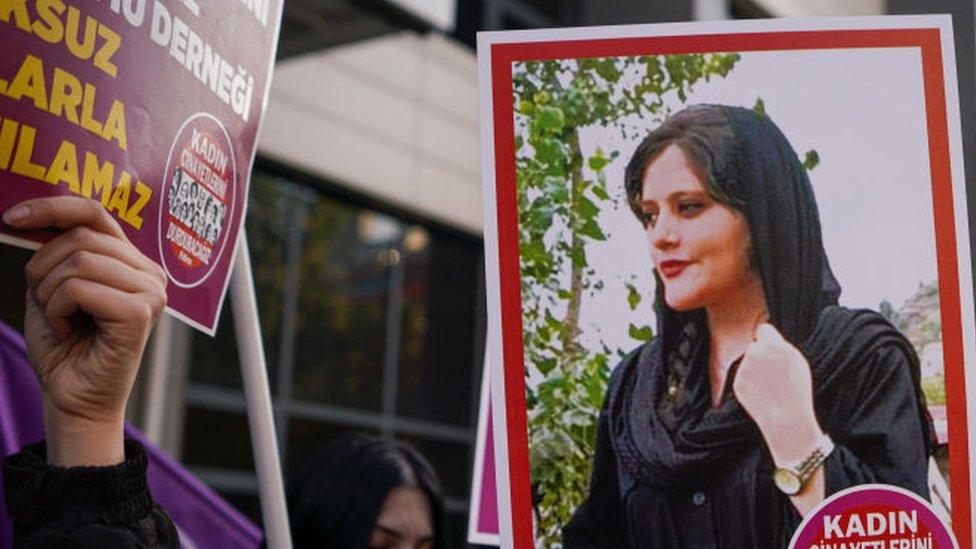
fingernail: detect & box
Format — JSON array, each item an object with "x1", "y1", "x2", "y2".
[{"x1": 3, "y1": 205, "x2": 30, "y2": 225}]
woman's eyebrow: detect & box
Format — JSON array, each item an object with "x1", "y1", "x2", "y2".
[
  {"x1": 642, "y1": 190, "x2": 707, "y2": 205},
  {"x1": 669, "y1": 190, "x2": 707, "y2": 199},
  {"x1": 373, "y1": 525, "x2": 404, "y2": 539}
]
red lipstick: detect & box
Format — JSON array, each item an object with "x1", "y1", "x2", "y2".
[{"x1": 658, "y1": 260, "x2": 689, "y2": 279}]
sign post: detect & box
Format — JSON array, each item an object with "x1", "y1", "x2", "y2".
[{"x1": 231, "y1": 234, "x2": 292, "y2": 549}]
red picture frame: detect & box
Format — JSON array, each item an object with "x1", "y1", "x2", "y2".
[{"x1": 483, "y1": 21, "x2": 970, "y2": 548}]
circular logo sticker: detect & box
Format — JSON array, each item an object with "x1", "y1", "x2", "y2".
[
  {"x1": 158, "y1": 113, "x2": 237, "y2": 288},
  {"x1": 790, "y1": 484, "x2": 957, "y2": 549}
]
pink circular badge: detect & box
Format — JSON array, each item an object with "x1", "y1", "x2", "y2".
[{"x1": 790, "y1": 484, "x2": 957, "y2": 549}]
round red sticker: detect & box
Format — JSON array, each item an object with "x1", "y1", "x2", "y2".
[
  {"x1": 157, "y1": 113, "x2": 237, "y2": 288},
  {"x1": 790, "y1": 484, "x2": 957, "y2": 549}
]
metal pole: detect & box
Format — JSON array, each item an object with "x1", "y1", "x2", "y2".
[
  {"x1": 380, "y1": 244, "x2": 405, "y2": 437},
  {"x1": 143, "y1": 313, "x2": 175, "y2": 445},
  {"x1": 231, "y1": 233, "x2": 292, "y2": 548}
]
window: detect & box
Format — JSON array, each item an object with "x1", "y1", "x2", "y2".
[{"x1": 180, "y1": 164, "x2": 485, "y2": 547}]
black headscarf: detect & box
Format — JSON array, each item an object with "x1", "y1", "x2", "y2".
[
  {"x1": 642, "y1": 105, "x2": 841, "y2": 352},
  {"x1": 609, "y1": 105, "x2": 933, "y2": 489}
]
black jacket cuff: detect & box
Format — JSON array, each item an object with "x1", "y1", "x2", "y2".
[{"x1": 2, "y1": 438, "x2": 155, "y2": 529}]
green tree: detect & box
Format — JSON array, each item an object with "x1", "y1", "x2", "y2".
[{"x1": 513, "y1": 54, "x2": 740, "y2": 545}]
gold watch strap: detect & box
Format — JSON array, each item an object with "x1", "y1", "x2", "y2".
[{"x1": 790, "y1": 434, "x2": 835, "y2": 486}]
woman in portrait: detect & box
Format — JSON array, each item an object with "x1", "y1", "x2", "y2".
[{"x1": 562, "y1": 105, "x2": 935, "y2": 547}]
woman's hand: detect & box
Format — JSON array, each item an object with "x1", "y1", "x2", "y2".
[
  {"x1": 733, "y1": 323, "x2": 823, "y2": 464},
  {"x1": 5, "y1": 197, "x2": 168, "y2": 467},
  {"x1": 733, "y1": 323, "x2": 826, "y2": 514}
]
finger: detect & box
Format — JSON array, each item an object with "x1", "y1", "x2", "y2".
[
  {"x1": 26, "y1": 226, "x2": 166, "y2": 289},
  {"x1": 3, "y1": 197, "x2": 126, "y2": 240},
  {"x1": 45, "y1": 278, "x2": 165, "y2": 337},
  {"x1": 35, "y1": 250, "x2": 161, "y2": 307}
]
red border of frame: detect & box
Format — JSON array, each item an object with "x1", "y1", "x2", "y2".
[{"x1": 490, "y1": 28, "x2": 969, "y2": 548}]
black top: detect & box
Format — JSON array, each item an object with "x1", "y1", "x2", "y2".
[
  {"x1": 2, "y1": 439, "x2": 179, "y2": 548},
  {"x1": 562, "y1": 307, "x2": 933, "y2": 548}
]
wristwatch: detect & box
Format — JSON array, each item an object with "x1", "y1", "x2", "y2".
[{"x1": 772, "y1": 434, "x2": 834, "y2": 496}]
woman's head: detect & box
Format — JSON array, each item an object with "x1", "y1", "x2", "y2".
[
  {"x1": 636, "y1": 143, "x2": 760, "y2": 312},
  {"x1": 287, "y1": 433, "x2": 447, "y2": 549},
  {"x1": 626, "y1": 105, "x2": 840, "y2": 342}
]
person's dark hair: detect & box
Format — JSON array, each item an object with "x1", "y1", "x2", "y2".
[
  {"x1": 286, "y1": 433, "x2": 448, "y2": 549},
  {"x1": 624, "y1": 105, "x2": 742, "y2": 223}
]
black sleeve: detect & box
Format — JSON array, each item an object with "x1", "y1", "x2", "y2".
[
  {"x1": 3, "y1": 439, "x2": 180, "y2": 548},
  {"x1": 822, "y1": 343, "x2": 931, "y2": 499},
  {"x1": 562, "y1": 398, "x2": 629, "y2": 548}
]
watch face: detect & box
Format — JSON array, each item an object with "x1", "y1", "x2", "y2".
[{"x1": 773, "y1": 468, "x2": 801, "y2": 495}]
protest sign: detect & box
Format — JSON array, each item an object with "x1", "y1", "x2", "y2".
[
  {"x1": 478, "y1": 15, "x2": 975, "y2": 548},
  {"x1": 0, "y1": 0, "x2": 283, "y2": 334},
  {"x1": 468, "y1": 357, "x2": 500, "y2": 546}
]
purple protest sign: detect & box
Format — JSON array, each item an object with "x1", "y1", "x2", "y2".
[
  {"x1": 0, "y1": 0, "x2": 283, "y2": 334},
  {"x1": 469, "y1": 359, "x2": 500, "y2": 545}
]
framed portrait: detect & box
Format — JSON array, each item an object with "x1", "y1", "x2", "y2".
[{"x1": 477, "y1": 15, "x2": 974, "y2": 548}]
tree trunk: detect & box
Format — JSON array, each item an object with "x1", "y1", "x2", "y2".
[{"x1": 561, "y1": 130, "x2": 584, "y2": 360}]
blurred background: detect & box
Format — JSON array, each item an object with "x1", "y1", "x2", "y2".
[{"x1": 0, "y1": 0, "x2": 972, "y2": 546}]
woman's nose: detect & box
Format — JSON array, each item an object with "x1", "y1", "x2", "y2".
[{"x1": 650, "y1": 214, "x2": 679, "y2": 249}]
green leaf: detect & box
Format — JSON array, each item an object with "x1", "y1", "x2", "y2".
[
  {"x1": 532, "y1": 138, "x2": 566, "y2": 166},
  {"x1": 587, "y1": 147, "x2": 610, "y2": 172},
  {"x1": 525, "y1": 201, "x2": 555, "y2": 233},
  {"x1": 577, "y1": 195, "x2": 600, "y2": 219},
  {"x1": 535, "y1": 105, "x2": 565, "y2": 133},
  {"x1": 591, "y1": 184, "x2": 609, "y2": 201},
  {"x1": 626, "y1": 283, "x2": 641, "y2": 311},
  {"x1": 520, "y1": 237, "x2": 546, "y2": 262},
  {"x1": 544, "y1": 309, "x2": 562, "y2": 332},
  {"x1": 568, "y1": 244, "x2": 587, "y2": 268},
  {"x1": 594, "y1": 58, "x2": 622, "y2": 83},
  {"x1": 578, "y1": 219, "x2": 606, "y2": 241},
  {"x1": 537, "y1": 357, "x2": 557, "y2": 376},
  {"x1": 802, "y1": 149, "x2": 820, "y2": 172},
  {"x1": 753, "y1": 97, "x2": 766, "y2": 118},
  {"x1": 543, "y1": 176, "x2": 569, "y2": 203},
  {"x1": 538, "y1": 375, "x2": 568, "y2": 396},
  {"x1": 582, "y1": 372, "x2": 606, "y2": 408},
  {"x1": 628, "y1": 323, "x2": 653, "y2": 341}
]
